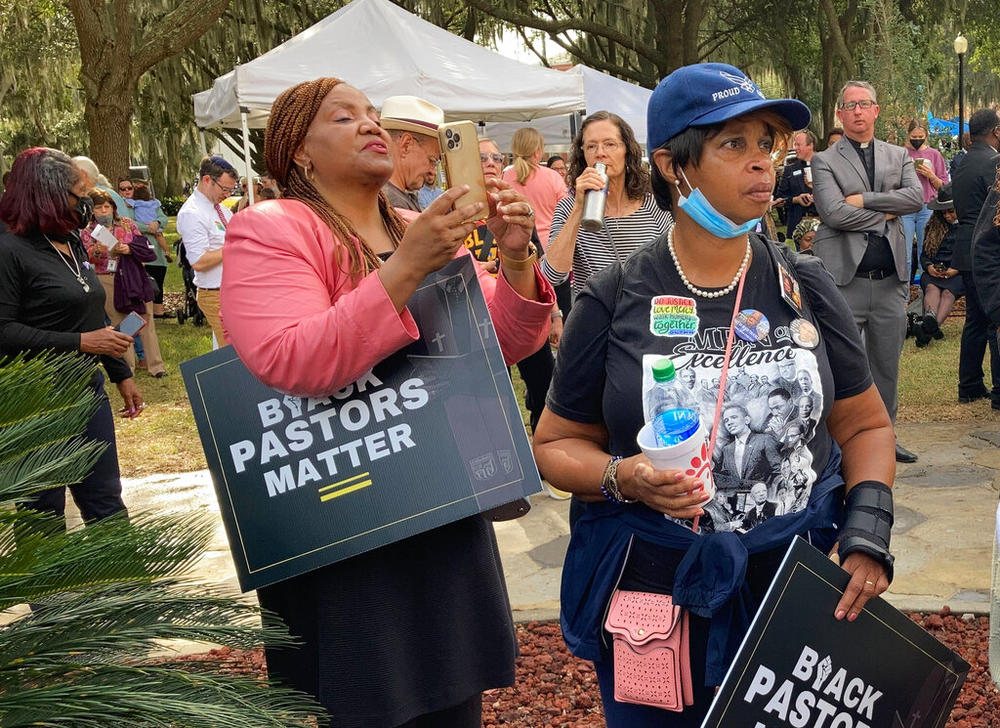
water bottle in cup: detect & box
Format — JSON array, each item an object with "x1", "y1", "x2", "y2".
[
  {"x1": 638, "y1": 358, "x2": 714, "y2": 504},
  {"x1": 644, "y1": 358, "x2": 700, "y2": 446}
]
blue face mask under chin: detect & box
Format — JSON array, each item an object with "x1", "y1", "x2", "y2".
[{"x1": 675, "y1": 169, "x2": 761, "y2": 239}]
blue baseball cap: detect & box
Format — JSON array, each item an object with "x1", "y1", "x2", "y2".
[{"x1": 647, "y1": 63, "x2": 811, "y2": 150}]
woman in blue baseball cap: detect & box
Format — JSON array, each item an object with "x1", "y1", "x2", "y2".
[{"x1": 534, "y1": 63, "x2": 895, "y2": 725}]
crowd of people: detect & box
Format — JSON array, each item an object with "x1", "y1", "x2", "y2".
[{"x1": 1, "y1": 60, "x2": 1000, "y2": 728}]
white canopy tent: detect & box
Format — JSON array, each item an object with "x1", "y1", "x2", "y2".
[
  {"x1": 484, "y1": 65, "x2": 653, "y2": 152},
  {"x1": 194, "y1": 0, "x2": 595, "y2": 200},
  {"x1": 193, "y1": 0, "x2": 585, "y2": 132}
]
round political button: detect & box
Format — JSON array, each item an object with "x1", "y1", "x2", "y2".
[
  {"x1": 790, "y1": 318, "x2": 819, "y2": 349},
  {"x1": 735, "y1": 309, "x2": 770, "y2": 343}
]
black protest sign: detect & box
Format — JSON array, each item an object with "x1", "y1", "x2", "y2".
[
  {"x1": 181, "y1": 255, "x2": 541, "y2": 592},
  {"x1": 702, "y1": 537, "x2": 969, "y2": 728}
]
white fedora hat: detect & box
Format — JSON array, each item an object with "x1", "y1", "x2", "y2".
[{"x1": 380, "y1": 96, "x2": 444, "y2": 138}]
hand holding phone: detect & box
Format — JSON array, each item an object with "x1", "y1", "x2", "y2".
[
  {"x1": 79, "y1": 327, "x2": 133, "y2": 357},
  {"x1": 115, "y1": 311, "x2": 146, "y2": 338},
  {"x1": 438, "y1": 121, "x2": 489, "y2": 222}
]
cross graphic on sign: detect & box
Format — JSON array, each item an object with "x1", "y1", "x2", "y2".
[
  {"x1": 478, "y1": 316, "x2": 493, "y2": 339},
  {"x1": 431, "y1": 331, "x2": 447, "y2": 352}
]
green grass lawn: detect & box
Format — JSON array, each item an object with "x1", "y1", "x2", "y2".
[
  {"x1": 110, "y1": 220, "x2": 992, "y2": 476},
  {"x1": 896, "y1": 317, "x2": 993, "y2": 423}
]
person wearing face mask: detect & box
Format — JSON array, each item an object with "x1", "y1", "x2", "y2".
[
  {"x1": 913, "y1": 185, "x2": 963, "y2": 347},
  {"x1": 902, "y1": 120, "x2": 948, "y2": 285},
  {"x1": 81, "y1": 188, "x2": 166, "y2": 377},
  {"x1": 535, "y1": 64, "x2": 895, "y2": 726},
  {"x1": 0, "y1": 148, "x2": 143, "y2": 526}
]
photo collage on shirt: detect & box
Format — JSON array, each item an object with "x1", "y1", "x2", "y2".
[{"x1": 642, "y1": 338, "x2": 823, "y2": 534}]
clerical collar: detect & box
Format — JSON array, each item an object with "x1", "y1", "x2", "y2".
[{"x1": 847, "y1": 136, "x2": 873, "y2": 150}]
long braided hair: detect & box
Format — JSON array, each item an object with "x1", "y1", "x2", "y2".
[{"x1": 264, "y1": 77, "x2": 407, "y2": 280}]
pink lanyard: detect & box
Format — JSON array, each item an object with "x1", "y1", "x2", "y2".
[
  {"x1": 693, "y1": 263, "x2": 749, "y2": 533},
  {"x1": 214, "y1": 204, "x2": 229, "y2": 229}
]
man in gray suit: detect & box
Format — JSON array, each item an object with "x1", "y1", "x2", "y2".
[{"x1": 811, "y1": 80, "x2": 923, "y2": 463}]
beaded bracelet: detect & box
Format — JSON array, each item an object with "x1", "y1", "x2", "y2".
[{"x1": 599, "y1": 455, "x2": 635, "y2": 504}]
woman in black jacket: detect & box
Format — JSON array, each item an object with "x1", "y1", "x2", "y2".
[{"x1": 0, "y1": 147, "x2": 143, "y2": 523}]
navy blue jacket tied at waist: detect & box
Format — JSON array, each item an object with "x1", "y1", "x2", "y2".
[{"x1": 560, "y1": 445, "x2": 845, "y2": 686}]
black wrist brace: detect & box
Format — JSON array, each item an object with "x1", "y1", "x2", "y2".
[{"x1": 838, "y1": 480, "x2": 894, "y2": 583}]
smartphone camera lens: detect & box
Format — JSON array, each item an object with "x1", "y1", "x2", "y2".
[
  {"x1": 445, "y1": 129, "x2": 454, "y2": 139},
  {"x1": 448, "y1": 139, "x2": 455, "y2": 149},
  {"x1": 453, "y1": 133, "x2": 461, "y2": 143}
]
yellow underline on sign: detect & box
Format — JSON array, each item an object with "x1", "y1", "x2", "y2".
[
  {"x1": 318, "y1": 472, "x2": 370, "y2": 493},
  {"x1": 320, "y1": 480, "x2": 373, "y2": 502}
]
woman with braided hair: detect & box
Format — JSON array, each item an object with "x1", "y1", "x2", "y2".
[{"x1": 220, "y1": 78, "x2": 554, "y2": 728}]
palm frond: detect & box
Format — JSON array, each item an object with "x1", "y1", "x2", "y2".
[
  {"x1": 0, "y1": 511, "x2": 216, "y2": 607},
  {"x1": 0, "y1": 354, "x2": 98, "y2": 431},
  {"x1": 0, "y1": 582, "x2": 292, "y2": 674},
  {"x1": 0, "y1": 353, "x2": 325, "y2": 725},
  {"x1": 0, "y1": 436, "x2": 105, "y2": 505},
  {"x1": 0, "y1": 665, "x2": 319, "y2": 728},
  {"x1": 0, "y1": 354, "x2": 103, "y2": 506}
]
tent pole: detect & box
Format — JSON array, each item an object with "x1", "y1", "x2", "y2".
[
  {"x1": 199, "y1": 129, "x2": 208, "y2": 156},
  {"x1": 240, "y1": 108, "x2": 255, "y2": 204}
]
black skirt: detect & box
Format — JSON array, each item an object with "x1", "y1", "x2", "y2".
[
  {"x1": 920, "y1": 268, "x2": 965, "y2": 296},
  {"x1": 257, "y1": 514, "x2": 517, "y2": 728}
]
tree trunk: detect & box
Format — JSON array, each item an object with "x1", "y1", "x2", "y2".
[
  {"x1": 79, "y1": 68, "x2": 135, "y2": 182},
  {"x1": 67, "y1": 0, "x2": 232, "y2": 184},
  {"x1": 682, "y1": 0, "x2": 707, "y2": 66},
  {"x1": 820, "y1": 31, "x2": 835, "y2": 136}
]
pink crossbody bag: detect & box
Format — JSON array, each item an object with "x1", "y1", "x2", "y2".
[
  {"x1": 603, "y1": 260, "x2": 750, "y2": 711},
  {"x1": 604, "y1": 589, "x2": 694, "y2": 710}
]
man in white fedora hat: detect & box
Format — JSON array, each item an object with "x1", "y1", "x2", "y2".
[{"x1": 380, "y1": 95, "x2": 445, "y2": 212}]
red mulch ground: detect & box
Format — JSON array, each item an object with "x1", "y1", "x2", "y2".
[{"x1": 179, "y1": 610, "x2": 997, "y2": 727}]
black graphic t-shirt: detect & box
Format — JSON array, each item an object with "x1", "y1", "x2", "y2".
[{"x1": 547, "y1": 232, "x2": 872, "y2": 533}]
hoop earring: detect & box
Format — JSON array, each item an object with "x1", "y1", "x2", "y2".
[{"x1": 299, "y1": 162, "x2": 315, "y2": 182}]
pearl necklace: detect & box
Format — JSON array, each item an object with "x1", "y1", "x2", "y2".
[{"x1": 667, "y1": 225, "x2": 751, "y2": 299}]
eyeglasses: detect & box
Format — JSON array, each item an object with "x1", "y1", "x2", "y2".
[
  {"x1": 583, "y1": 140, "x2": 623, "y2": 154},
  {"x1": 480, "y1": 153, "x2": 505, "y2": 164},
  {"x1": 211, "y1": 178, "x2": 235, "y2": 195},
  {"x1": 118, "y1": 185, "x2": 133, "y2": 192},
  {"x1": 839, "y1": 100, "x2": 875, "y2": 111}
]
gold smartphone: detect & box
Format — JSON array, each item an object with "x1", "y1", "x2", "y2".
[{"x1": 438, "y1": 121, "x2": 488, "y2": 222}]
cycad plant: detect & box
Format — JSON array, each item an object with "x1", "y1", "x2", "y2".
[{"x1": 0, "y1": 354, "x2": 322, "y2": 727}]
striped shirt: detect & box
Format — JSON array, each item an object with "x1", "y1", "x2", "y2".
[{"x1": 542, "y1": 193, "x2": 671, "y2": 296}]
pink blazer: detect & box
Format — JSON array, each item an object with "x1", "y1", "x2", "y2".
[{"x1": 221, "y1": 198, "x2": 554, "y2": 397}]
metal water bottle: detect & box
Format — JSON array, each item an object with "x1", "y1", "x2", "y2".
[{"x1": 580, "y1": 162, "x2": 608, "y2": 232}]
